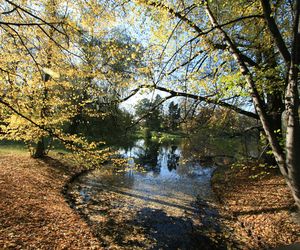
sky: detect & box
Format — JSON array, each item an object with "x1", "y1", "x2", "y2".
[{"x1": 120, "y1": 89, "x2": 170, "y2": 113}]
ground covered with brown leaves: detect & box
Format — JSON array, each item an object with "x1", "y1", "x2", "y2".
[
  {"x1": 212, "y1": 164, "x2": 300, "y2": 249},
  {"x1": 0, "y1": 154, "x2": 101, "y2": 249}
]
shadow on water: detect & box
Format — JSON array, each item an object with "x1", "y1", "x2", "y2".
[
  {"x1": 106, "y1": 187, "x2": 197, "y2": 213},
  {"x1": 68, "y1": 135, "x2": 253, "y2": 249},
  {"x1": 73, "y1": 191, "x2": 226, "y2": 250},
  {"x1": 120, "y1": 207, "x2": 224, "y2": 250}
]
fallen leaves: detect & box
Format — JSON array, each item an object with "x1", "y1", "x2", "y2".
[
  {"x1": 0, "y1": 154, "x2": 102, "y2": 249},
  {"x1": 212, "y1": 165, "x2": 300, "y2": 249}
]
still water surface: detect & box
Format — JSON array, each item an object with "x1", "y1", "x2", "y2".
[{"x1": 69, "y1": 137, "x2": 252, "y2": 249}]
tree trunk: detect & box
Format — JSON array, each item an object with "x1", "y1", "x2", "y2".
[
  {"x1": 285, "y1": 63, "x2": 300, "y2": 211},
  {"x1": 261, "y1": 100, "x2": 284, "y2": 166},
  {"x1": 32, "y1": 138, "x2": 46, "y2": 158},
  {"x1": 69, "y1": 113, "x2": 82, "y2": 135},
  {"x1": 283, "y1": 0, "x2": 300, "y2": 212}
]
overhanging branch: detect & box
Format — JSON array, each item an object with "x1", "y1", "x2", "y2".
[{"x1": 128, "y1": 84, "x2": 259, "y2": 119}]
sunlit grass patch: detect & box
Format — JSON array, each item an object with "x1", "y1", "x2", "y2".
[{"x1": 0, "y1": 140, "x2": 28, "y2": 155}]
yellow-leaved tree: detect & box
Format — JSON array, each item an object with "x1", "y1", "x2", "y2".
[{"x1": 0, "y1": 0, "x2": 143, "y2": 166}]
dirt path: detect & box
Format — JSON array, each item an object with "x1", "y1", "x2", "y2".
[{"x1": 0, "y1": 154, "x2": 101, "y2": 250}]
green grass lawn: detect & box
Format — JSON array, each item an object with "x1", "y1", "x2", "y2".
[
  {"x1": 135, "y1": 128, "x2": 187, "y2": 142},
  {"x1": 0, "y1": 140, "x2": 69, "y2": 156},
  {"x1": 0, "y1": 141, "x2": 28, "y2": 155}
]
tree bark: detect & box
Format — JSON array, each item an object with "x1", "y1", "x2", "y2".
[
  {"x1": 284, "y1": 0, "x2": 300, "y2": 211},
  {"x1": 32, "y1": 138, "x2": 46, "y2": 158},
  {"x1": 285, "y1": 64, "x2": 300, "y2": 210},
  {"x1": 32, "y1": 13, "x2": 55, "y2": 158}
]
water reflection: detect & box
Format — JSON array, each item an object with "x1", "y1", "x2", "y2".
[
  {"x1": 85, "y1": 139, "x2": 217, "y2": 214},
  {"x1": 136, "y1": 138, "x2": 161, "y2": 173},
  {"x1": 119, "y1": 139, "x2": 210, "y2": 180},
  {"x1": 70, "y1": 137, "x2": 241, "y2": 249},
  {"x1": 118, "y1": 131, "x2": 259, "y2": 177},
  {"x1": 167, "y1": 145, "x2": 180, "y2": 171}
]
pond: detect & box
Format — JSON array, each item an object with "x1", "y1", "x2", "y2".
[{"x1": 68, "y1": 135, "x2": 258, "y2": 249}]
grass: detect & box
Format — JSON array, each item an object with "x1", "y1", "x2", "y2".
[
  {"x1": 0, "y1": 141, "x2": 28, "y2": 155},
  {"x1": 135, "y1": 128, "x2": 186, "y2": 143},
  {"x1": 0, "y1": 140, "x2": 70, "y2": 156}
]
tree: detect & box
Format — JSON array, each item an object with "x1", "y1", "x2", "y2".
[
  {"x1": 0, "y1": 0, "x2": 145, "y2": 167},
  {"x1": 0, "y1": 0, "x2": 132, "y2": 165},
  {"x1": 135, "y1": 94, "x2": 163, "y2": 131},
  {"x1": 130, "y1": 0, "x2": 300, "y2": 210},
  {"x1": 66, "y1": 28, "x2": 143, "y2": 136},
  {"x1": 0, "y1": 0, "x2": 73, "y2": 157},
  {"x1": 167, "y1": 101, "x2": 181, "y2": 131}
]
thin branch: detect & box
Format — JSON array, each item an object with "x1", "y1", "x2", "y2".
[
  {"x1": 0, "y1": 66, "x2": 28, "y2": 86},
  {"x1": 7, "y1": 24, "x2": 44, "y2": 79},
  {"x1": 4, "y1": 0, "x2": 66, "y2": 37},
  {"x1": 147, "y1": 1, "x2": 204, "y2": 33},
  {"x1": 198, "y1": 14, "x2": 264, "y2": 36},
  {"x1": 1, "y1": 7, "x2": 17, "y2": 15},
  {"x1": 166, "y1": 50, "x2": 204, "y2": 75},
  {"x1": 156, "y1": 35, "x2": 201, "y2": 83},
  {"x1": 0, "y1": 21, "x2": 62, "y2": 26},
  {"x1": 157, "y1": 4, "x2": 197, "y2": 67}
]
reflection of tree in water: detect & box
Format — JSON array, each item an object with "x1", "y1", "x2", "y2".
[
  {"x1": 180, "y1": 136, "x2": 213, "y2": 163},
  {"x1": 180, "y1": 135, "x2": 238, "y2": 166},
  {"x1": 167, "y1": 145, "x2": 180, "y2": 171},
  {"x1": 135, "y1": 139, "x2": 182, "y2": 174},
  {"x1": 181, "y1": 129, "x2": 258, "y2": 166},
  {"x1": 136, "y1": 138, "x2": 161, "y2": 173}
]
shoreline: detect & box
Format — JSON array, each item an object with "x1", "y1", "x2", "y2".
[{"x1": 1, "y1": 152, "x2": 299, "y2": 249}]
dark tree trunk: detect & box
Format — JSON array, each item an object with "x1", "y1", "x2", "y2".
[
  {"x1": 262, "y1": 93, "x2": 285, "y2": 166},
  {"x1": 32, "y1": 138, "x2": 46, "y2": 158}
]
